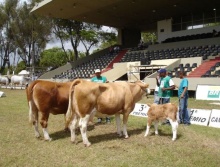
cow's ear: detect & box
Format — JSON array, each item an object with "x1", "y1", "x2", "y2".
[{"x1": 135, "y1": 81, "x2": 149, "y2": 88}]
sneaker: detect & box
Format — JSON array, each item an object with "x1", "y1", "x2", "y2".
[
  {"x1": 106, "y1": 117, "x2": 111, "y2": 123},
  {"x1": 97, "y1": 118, "x2": 102, "y2": 123}
]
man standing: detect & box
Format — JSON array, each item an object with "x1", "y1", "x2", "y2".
[
  {"x1": 158, "y1": 68, "x2": 175, "y2": 104},
  {"x1": 178, "y1": 71, "x2": 190, "y2": 125},
  {"x1": 154, "y1": 72, "x2": 160, "y2": 104},
  {"x1": 91, "y1": 69, "x2": 111, "y2": 123}
]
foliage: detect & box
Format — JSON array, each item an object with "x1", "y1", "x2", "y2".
[
  {"x1": 0, "y1": 0, "x2": 52, "y2": 73},
  {"x1": 141, "y1": 32, "x2": 157, "y2": 43},
  {"x1": 15, "y1": 61, "x2": 26, "y2": 74},
  {"x1": 39, "y1": 47, "x2": 68, "y2": 70}
]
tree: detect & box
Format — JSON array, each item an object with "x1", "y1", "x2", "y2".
[
  {"x1": 12, "y1": 0, "x2": 52, "y2": 68},
  {"x1": 39, "y1": 47, "x2": 69, "y2": 70},
  {"x1": 0, "y1": 0, "x2": 18, "y2": 73},
  {"x1": 96, "y1": 31, "x2": 117, "y2": 51},
  {"x1": 52, "y1": 19, "x2": 83, "y2": 61},
  {"x1": 141, "y1": 32, "x2": 157, "y2": 44}
]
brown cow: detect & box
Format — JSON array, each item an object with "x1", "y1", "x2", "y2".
[
  {"x1": 26, "y1": 80, "x2": 72, "y2": 141},
  {"x1": 66, "y1": 79, "x2": 149, "y2": 147},
  {"x1": 144, "y1": 103, "x2": 179, "y2": 141}
]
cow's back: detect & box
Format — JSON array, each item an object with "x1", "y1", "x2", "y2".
[
  {"x1": 29, "y1": 80, "x2": 71, "y2": 115},
  {"x1": 74, "y1": 81, "x2": 133, "y2": 116}
]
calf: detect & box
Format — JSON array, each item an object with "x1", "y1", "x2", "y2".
[
  {"x1": 26, "y1": 80, "x2": 72, "y2": 140},
  {"x1": 66, "y1": 79, "x2": 149, "y2": 147},
  {"x1": 144, "y1": 103, "x2": 179, "y2": 141}
]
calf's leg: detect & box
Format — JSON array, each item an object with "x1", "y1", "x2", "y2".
[
  {"x1": 169, "y1": 119, "x2": 178, "y2": 141},
  {"x1": 154, "y1": 121, "x2": 159, "y2": 135},
  {"x1": 144, "y1": 118, "x2": 152, "y2": 137}
]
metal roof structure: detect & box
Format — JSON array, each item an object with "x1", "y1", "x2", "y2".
[{"x1": 31, "y1": 0, "x2": 220, "y2": 31}]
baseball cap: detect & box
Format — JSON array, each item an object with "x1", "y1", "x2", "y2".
[
  {"x1": 158, "y1": 68, "x2": 166, "y2": 73},
  {"x1": 95, "y1": 69, "x2": 101, "y2": 73}
]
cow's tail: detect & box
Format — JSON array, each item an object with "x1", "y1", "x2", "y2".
[
  {"x1": 26, "y1": 80, "x2": 41, "y2": 124},
  {"x1": 66, "y1": 79, "x2": 82, "y2": 127}
]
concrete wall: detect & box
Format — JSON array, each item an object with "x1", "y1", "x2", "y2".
[
  {"x1": 157, "y1": 18, "x2": 220, "y2": 43},
  {"x1": 157, "y1": 19, "x2": 172, "y2": 43}
]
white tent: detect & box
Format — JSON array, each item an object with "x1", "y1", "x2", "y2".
[
  {"x1": 0, "y1": 91, "x2": 6, "y2": 97},
  {"x1": 18, "y1": 70, "x2": 30, "y2": 75}
]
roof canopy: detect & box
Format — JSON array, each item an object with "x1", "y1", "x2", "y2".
[{"x1": 32, "y1": 0, "x2": 220, "y2": 31}]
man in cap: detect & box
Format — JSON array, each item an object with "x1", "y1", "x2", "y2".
[
  {"x1": 158, "y1": 68, "x2": 175, "y2": 104},
  {"x1": 158, "y1": 68, "x2": 175, "y2": 125},
  {"x1": 91, "y1": 69, "x2": 110, "y2": 123}
]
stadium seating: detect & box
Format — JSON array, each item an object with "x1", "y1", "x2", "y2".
[
  {"x1": 53, "y1": 52, "x2": 118, "y2": 79},
  {"x1": 162, "y1": 31, "x2": 220, "y2": 43}
]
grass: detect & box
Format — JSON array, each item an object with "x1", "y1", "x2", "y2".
[{"x1": 0, "y1": 88, "x2": 220, "y2": 167}]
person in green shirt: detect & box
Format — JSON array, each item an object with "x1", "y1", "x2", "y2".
[
  {"x1": 158, "y1": 68, "x2": 175, "y2": 104},
  {"x1": 91, "y1": 69, "x2": 110, "y2": 123}
]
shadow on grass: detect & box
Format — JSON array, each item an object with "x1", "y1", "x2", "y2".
[
  {"x1": 49, "y1": 125, "x2": 96, "y2": 141},
  {"x1": 89, "y1": 126, "x2": 146, "y2": 144},
  {"x1": 147, "y1": 128, "x2": 182, "y2": 139}
]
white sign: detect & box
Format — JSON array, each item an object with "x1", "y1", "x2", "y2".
[
  {"x1": 130, "y1": 103, "x2": 149, "y2": 117},
  {"x1": 189, "y1": 108, "x2": 212, "y2": 126},
  {"x1": 196, "y1": 85, "x2": 220, "y2": 101},
  {"x1": 0, "y1": 91, "x2": 6, "y2": 97},
  {"x1": 209, "y1": 109, "x2": 220, "y2": 128}
]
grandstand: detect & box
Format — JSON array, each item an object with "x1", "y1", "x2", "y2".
[{"x1": 32, "y1": 0, "x2": 220, "y2": 91}]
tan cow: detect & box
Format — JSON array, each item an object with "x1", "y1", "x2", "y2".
[
  {"x1": 144, "y1": 103, "x2": 179, "y2": 141},
  {"x1": 26, "y1": 80, "x2": 72, "y2": 141},
  {"x1": 66, "y1": 79, "x2": 149, "y2": 147}
]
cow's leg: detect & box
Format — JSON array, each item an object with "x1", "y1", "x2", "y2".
[
  {"x1": 69, "y1": 115, "x2": 78, "y2": 143},
  {"x1": 29, "y1": 102, "x2": 40, "y2": 138},
  {"x1": 122, "y1": 113, "x2": 130, "y2": 139},
  {"x1": 144, "y1": 118, "x2": 152, "y2": 137},
  {"x1": 40, "y1": 113, "x2": 51, "y2": 141},
  {"x1": 115, "y1": 113, "x2": 122, "y2": 137},
  {"x1": 63, "y1": 114, "x2": 69, "y2": 131},
  {"x1": 79, "y1": 114, "x2": 91, "y2": 147},
  {"x1": 154, "y1": 121, "x2": 159, "y2": 135},
  {"x1": 169, "y1": 118, "x2": 178, "y2": 141}
]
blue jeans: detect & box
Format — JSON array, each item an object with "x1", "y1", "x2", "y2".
[
  {"x1": 159, "y1": 98, "x2": 170, "y2": 104},
  {"x1": 154, "y1": 91, "x2": 159, "y2": 104},
  {"x1": 179, "y1": 96, "x2": 190, "y2": 124}
]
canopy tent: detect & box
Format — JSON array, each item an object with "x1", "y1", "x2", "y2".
[{"x1": 18, "y1": 70, "x2": 30, "y2": 75}]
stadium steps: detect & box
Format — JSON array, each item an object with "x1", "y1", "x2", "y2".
[
  {"x1": 188, "y1": 56, "x2": 220, "y2": 77},
  {"x1": 106, "y1": 49, "x2": 128, "y2": 69}
]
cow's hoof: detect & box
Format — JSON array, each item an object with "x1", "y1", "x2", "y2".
[
  {"x1": 172, "y1": 138, "x2": 176, "y2": 141},
  {"x1": 84, "y1": 142, "x2": 91, "y2": 147},
  {"x1": 35, "y1": 134, "x2": 41, "y2": 138},
  {"x1": 45, "y1": 138, "x2": 52, "y2": 141},
  {"x1": 124, "y1": 135, "x2": 129, "y2": 139}
]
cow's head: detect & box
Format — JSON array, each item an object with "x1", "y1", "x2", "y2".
[{"x1": 129, "y1": 80, "x2": 149, "y2": 102}]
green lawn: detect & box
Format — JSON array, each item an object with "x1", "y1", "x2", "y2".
[{"x1": 0, "y1": 88, "x2": 220, "y2": 167}]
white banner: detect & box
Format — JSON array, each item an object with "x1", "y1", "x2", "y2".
[
  {"x1": 196, "y1": 85, "x2": 220, "y2": 101},
  {"x1": 130, "y1": 103, "x2": 149, "y2": 117},
  {"x1": 209, "y1": 109, "x2": 220, "y2": 128},
  {"x1": 0, "y1": 91, "x2": 6, "y2": 97},
  {"x1": 189, "y1": 108, "x2": 212, "y2": 126}
]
